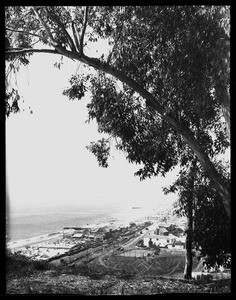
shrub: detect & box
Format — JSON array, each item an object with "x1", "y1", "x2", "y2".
[
  {"x1": 6, "y1": 250, "x2": 51, "y2": 279},
  {"x1": 33, "y1": 260, "x2": 50, "y2": 271}
]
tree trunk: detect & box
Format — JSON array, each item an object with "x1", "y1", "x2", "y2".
[
  {"x1": 184, "y1": 228, "x2": 193, "y2": 280},
  {"x1": 184, "y1": 157, "x2": 197, "y2": 280}
]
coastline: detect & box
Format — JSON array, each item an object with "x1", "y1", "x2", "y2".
[
  {"x1": 7, "y1": 232, "x2": 64, "y2": 250},
  {"x1": 7, "y1": 204, "x2": 173, "y2": 253},
  {"x1": 7, "y1": 218, "x2": 136, "y2": 251}
]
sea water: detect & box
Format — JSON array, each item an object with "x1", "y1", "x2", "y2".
[{"x1": 6, "y1": 205, "x2": 158, "y2": 242}]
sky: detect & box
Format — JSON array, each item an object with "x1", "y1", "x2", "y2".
[{"x1": 6, "y1": 44, "x2": 179, "y2": 213}]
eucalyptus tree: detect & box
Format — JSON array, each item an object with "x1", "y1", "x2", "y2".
[
  {"x1": 5, "y1": 6, "x2": 230, "y2": 218},
  {"x1": 164, "y1": 155, "x2": 230, "y2": 279},
  {"x1": 84, "y1": 72, "x2": 230, "y2": 279},
  {"x1": 191, "y1": 163, "x2": 231, "y2": 270},
  {"x1": 165, "y1": 155, "x2": 198, "y2": 280}
]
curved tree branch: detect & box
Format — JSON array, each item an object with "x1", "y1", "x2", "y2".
[
  {"x1": 78, "y1": 53, "x2": 231, "y2": 219},
  {"x1": 80, "y1": 6, "x2": 89, "y2": 54},
  {"x1": 5, "y1": 44, "x2": 231, "y2": 219}
]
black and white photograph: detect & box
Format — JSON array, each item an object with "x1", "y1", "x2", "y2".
[{"x1": 5, "y1": 5, "x2": 231, "y2": 295}]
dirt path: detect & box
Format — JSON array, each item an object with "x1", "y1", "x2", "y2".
[
  {"x1": 96, "y1": 247, "x2": 115, "y2": 269},
  {"x1": 192, "y1": 258, "x2": 204, "y2": 272},
  {"x1": 166, "y1": 255, "x2": 185, "y2": 276}
]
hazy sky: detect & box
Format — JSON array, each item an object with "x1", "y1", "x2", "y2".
[{"x1": 6, "y1": 42, "x2": 180, "y2": 213}]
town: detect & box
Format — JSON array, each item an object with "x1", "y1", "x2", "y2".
[
  {"x1": 7, "y1": 208, "x2": 187, "y2": 264},
  {"x1": 7, "y1": 208, "x2": 230, "y2": 282}
]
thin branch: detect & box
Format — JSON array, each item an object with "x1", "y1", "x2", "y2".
[
  {"x1": 107, "y1": 25, "x2": 123, "y2": 64},
  {"x1": 31, "y1": 39, "x2": 42, "y2": 47},
  {"x1": 80, "y1": 6, "x2": 89, "y2": 54},
  {"x1": 45, "y1": 7, "x2": 77, "y2": 52},
  {"x1": 72, "y1": 21, "x2": 80, "y2": 51},
  {"x1": 6, "y1": 46, "x2": 75, "y2": 62},
  {"x1": 31, "y1": 6, "x2": 58, "y2": 47},
  {"x1": 5, "y1": 48, "x2": 59, "y2": 55},
  {"x1": 31, "y1": 7, "x2": 75, "y2": 61},
  {"x1": 5, "y1": 27, "x2": 42, "y2": 39}
]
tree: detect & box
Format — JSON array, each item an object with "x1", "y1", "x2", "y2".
[
  {"x1": 164, "y1": 156, "x2": 231, "y2": 279},
  {"x1": 164, "y1": 155, "x2": 197, "y2": 279},
  {"x1": 148, "y1": 238, "x2": 154, "y2": 248},
  {"x1": 183, "y1": 157, "x2": 197, "y2": 280},
  {"x1": 192, "y1": 162, "x2": 231, "y2": 269},
  {"x1": 154, "y1": 246, "x2": 161, "y2": 256},
  {"x1": 5, "y1": 6, "x2": 230, "y2": 218}
]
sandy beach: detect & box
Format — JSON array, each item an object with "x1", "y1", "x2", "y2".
[
  {"x1": 7, "y1": 232, "x2": 64, "y2": 250},
  {"x1": 6, "y1": 212, "x2": 151, "y2": 254}
]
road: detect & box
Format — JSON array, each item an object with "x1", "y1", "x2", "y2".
[{"x1": 123, "y1": 225, "x2": 154, "y2": 250}]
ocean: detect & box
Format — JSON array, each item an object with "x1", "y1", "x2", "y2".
[{"x1": 6, "y1": 205, "x2": 159, "y2": 242}]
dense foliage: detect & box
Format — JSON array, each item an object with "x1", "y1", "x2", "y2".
[
  {"x1": 164, "y1": 160, "x2": 231, "y2": 269},
  {"x1": 5, "y1": 6, "x2": 231, "y2": 269}
]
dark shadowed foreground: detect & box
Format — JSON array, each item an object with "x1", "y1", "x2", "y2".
[{"x1": 6, "y1": 253, "x2": 231, "y2": 295}]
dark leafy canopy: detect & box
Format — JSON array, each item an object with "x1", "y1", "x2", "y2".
[
  {"x1": 5, "y1": 89, "x2": 20, "y2": 117},
  {"x1": 5, "y1": 6, "x2": 230, "y2": 218},
  {"x1": 86, "y1": 138, "x2": 110, "y2": 168},
  {"x1": 193, "y1": 182, "x2": 231, "y2": 268},
  {"x1": 91, "y1": 6, "x2": 229, "y2": 130},
  {"x1": 62, "y1": 75, "x2": 87, "y2": 100},
  {"x1": 84, "y1": 6, "x2": 229, "y2": 172},
  {"x1": 85, "y1": 71, "x2": 228, "y2": 179},
  {"x1": 5, "y1": 6, "x2": 230, "y2": 128},
  {"x1": 86, "y1": 74, "x2": 180, "y2": 179},
  {"x1": 164, "y1": 160, "x2": 231, "y2": 268}
]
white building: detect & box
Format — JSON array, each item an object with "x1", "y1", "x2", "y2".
[
  {"x1": 143, "y1": 234, "x2": 177, "y2": 248},
  {"x1": 176, "y1": 236, "x2": 186, "y2": 244},
  {"x1": 63, "y1": 229, "x2": 75, "y2": 238},
  {"x1": 73, "y1": 233, "x2": 83, "y2": 239},
  {"x1": 167, "y1": 243, "x2": 185, "y2": 250}
]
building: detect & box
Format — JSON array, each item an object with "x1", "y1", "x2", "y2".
[
  {"x1": 72, "y1": 233, "x2": 84, "y2": 239},
  {"x1": 63, "y1": 229, "x2": 75, "y2": 238},
  {"x1": 155, "y1": 227, "x2": 169, "y2": 236},
  {"x1": 143, "y1": 234, "x2": 177, "y2": 248},
  {"x1": 87, "y1": 234, "x2": 95, "y2": 239},
  {"x1": 175, "y1": 236, "x2": 186, "y2": 244},
  {"x1": 94, "y1": 233, "x2": 104, "y2": 240},
  {"x1": 167, "y1": 241, "x2": 185, "y2": 250},
  {"x1": 96, "y1": 226, "x2": 110, "y2": 234},
  {"x1": 80, "y1": 228, "x2": 91, "y2": 235},
  {"x1": 88, "y1": 229, "x2": 105, "y2": 240}
]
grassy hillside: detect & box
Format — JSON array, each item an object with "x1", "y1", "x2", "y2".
[
  {"x1": 5, "y1": 252, "x2": 231, "y2": 295},
  {"x1": 88, "y1": 254, "x2": 187, "y2": 277}
]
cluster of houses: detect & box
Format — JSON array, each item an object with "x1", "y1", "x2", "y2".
[
  {"x1": 142, "y1": 224, "x2": 186, "y2": 250},
  {"x1": 62, "y1": 219, "x2": 187, "y2": 251},
  {"x1": 62, "y1": 226, "x2": 110, "y2": 241}
]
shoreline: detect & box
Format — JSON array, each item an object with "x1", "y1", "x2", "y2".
[
  {"x1": 7, "y1": 231, "x2": 64, "y2": 250},
  {"x1": 8, "y1": 209, "x2": 138, "y2": 243},
  {"x1": 7, "y1": 205, "x2": 173, "y2": 251},
  {"x1": 6, "y1": 217, "x2": 142, "y2": 251}
]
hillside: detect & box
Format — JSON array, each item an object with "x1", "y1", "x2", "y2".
[
  {"x1": 6, "y1": 270, "x2": 231, "y2": 295},
  {"x1": 5, "y1": 252, "x2": 231, "y2": 295}
]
